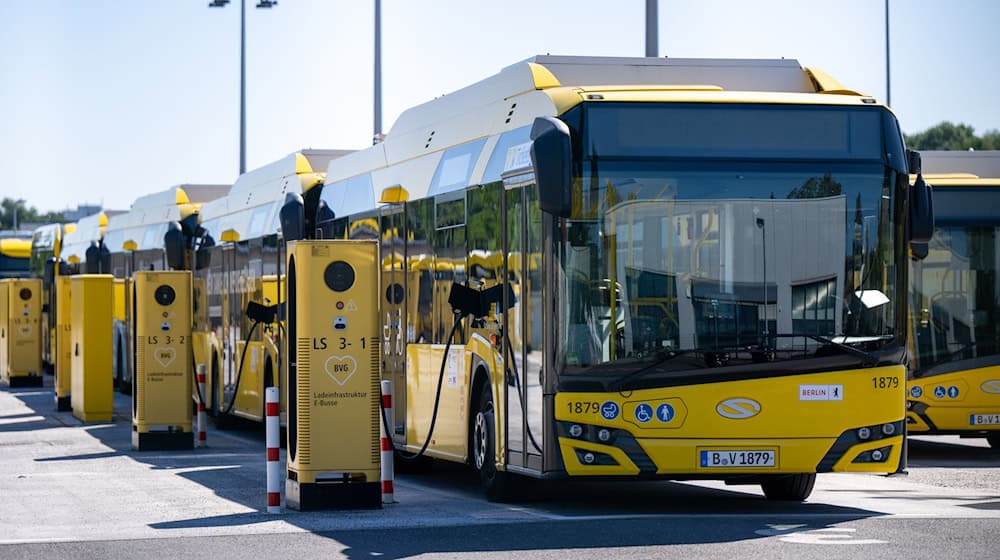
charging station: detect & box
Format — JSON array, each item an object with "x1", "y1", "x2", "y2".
[
  {"x1": 70, "y1": 274, "x2": 114, "y2": 422},
  {"x1": 132, "y1": 271, "x2": 193, "y2": 450},
  {"x1": 1, "y1": 278, "x2": 43, "y2": 387},
  {"x1": 285, "y1": 239, "x2": 382, "y2": 510},
  {"x1": 54, "y1": 276, "x2": 73, "y2": 410}
]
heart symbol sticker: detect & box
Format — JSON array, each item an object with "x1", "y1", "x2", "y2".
[
  {"x1": 323, "y1": 355, "x2": 357, "y2": 386},
  {"x1": 17, "y1": 324, "x2": 32, "y2": 337},
  {"x1": 155, "y1": 348, "x2": 177, "y2": 368}
]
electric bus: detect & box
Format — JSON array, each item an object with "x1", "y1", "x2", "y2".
[
  {"x1": 0, "y1": 237, "x2": 32, "y2": 279},
  {"x1": 103, "y1": 184, "x2": 230, "y2": 392},
  {"x1": 907, "y1": 151, "x2": 1000, "y2": 447},
  {"x1": 299, "y1": 56, "x2": 932, "y2": 501},
  {"x1": 30, "y1": 222, "x2": 75, "y2": 373},
  {"x1": 187, "y1": 150, "x2": 348, "y2": 425}
]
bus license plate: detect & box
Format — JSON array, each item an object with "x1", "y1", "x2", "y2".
[
  {"x1": 970, "y1": 414, "x2": 1000, "y2": 426},
  {"x1": 700, "y1": 450, "x2": 776, "y2": 468}
]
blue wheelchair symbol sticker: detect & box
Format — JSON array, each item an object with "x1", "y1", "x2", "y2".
[
  {"x1": 947, "y1": 386, "x2": 960, "y2": 399},
  {"x1": 600, "y1": 401, "x2": 619, "y2": 420},
  {"x1": 933, "y1": 386, "x2": 946, "y2": 399},
  {"x1": 910, "y1": 386, "x2": 923, "y2": 398},
  {"x1": 656, "y1": 403, "x2": 675, "y2": 423},
  {"x1": 635, "y1": 404, "x2": 653, "y2": 423}
]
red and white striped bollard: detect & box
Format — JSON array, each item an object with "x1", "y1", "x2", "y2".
[
  {"x1": 196, "y1": 364, "x2": 207, "y2": 447},
  {"x1": 380, "y1": 379, "x2": 395, "y2": 504},
  {"x1": 265, "y1": 386, "x2": 281, "y2": 513}
]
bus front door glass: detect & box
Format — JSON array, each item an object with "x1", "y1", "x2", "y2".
[
  {"x1": 911, "y1": 225, "x2": 1000, "y2": 375},
  {"x1": 380, "y1": 210, "x2": 404, "y2": 436}
]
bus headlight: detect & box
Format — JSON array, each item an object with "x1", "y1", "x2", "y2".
[
  {"x1": 582, "y1": 452, "x2": 595, "y2": 464},
  {"x1": 881, "y1": 423, "x2": 896, "y2": 436},
  {"x1": 857, "y1": 427, "x2": 871, "y2": 440},
  {"x1": 569, "y1": 424, "x2": 583, "y2": 438},
  {"x1": 597, "y1": 428, "x2": 611, "y2": 442}
]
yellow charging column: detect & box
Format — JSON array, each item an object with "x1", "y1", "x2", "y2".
[
  {"x1": 54, "y1": 276, "x2": 73, "y2": 410},
  {"x1": 1, "y1": 279, "x2": 43, "y2": 387},
  {"x1": 70, "y1": 275, "x2": 114, "y2": 422},
  {"x1": 132, "y1": 271, "x2": 193, "y2": 450},
  {"x1": 285, "y1": 240, "x2": 382, "y2": 510}
]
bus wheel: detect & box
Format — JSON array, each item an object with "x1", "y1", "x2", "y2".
[
  {"x1": 987, "y1": 433, "x2": 1000, "y2": 449},
  {"x1": 761, "y1": 473, "x2": 815, "y2": 501},
  {"x1": 473, "y1": 383, "x2": 516, "y2": 502}
]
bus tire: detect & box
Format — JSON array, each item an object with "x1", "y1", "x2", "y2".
[
  {"x1": 761, "y1": 473, "x2": 815, "y2": 501},
  {"x1": 987, "y1": 433, "x2": 1000, "y2": 449},
  {"x1": 473, "y1": 382, "x2": 517, "y2": 502}
]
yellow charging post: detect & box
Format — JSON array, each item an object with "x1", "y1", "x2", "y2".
[
  {"x1": 70, "y1": 274, "x2": 114, "y2": 422},
  {"x1": 132, "y1": 271, "x2": 193, "y2": 450},
  {"x1": 285, "y1": 240, "x2": 382, "y2": 510},
  {"x1": 1, "y1": 279, "x2": 44, "y2": 387},
  {"x1": 54, "y1": 276, "x2": 73, "y2": 410}
]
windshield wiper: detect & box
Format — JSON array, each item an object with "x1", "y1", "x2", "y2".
[
  {"x1": 767, "y1": 333, "x2": 885, "y2": 367},
  {"x1": 612, "y1": 348, "x2": 718, "y2": 392}
]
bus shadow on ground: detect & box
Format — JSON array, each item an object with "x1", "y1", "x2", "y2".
[
  {"x1": 907, "y1": 437, "x2": 1000, "y2": 468},
  {"x1": 8, "y1": 384, "x2": 884, "y2": 553}
]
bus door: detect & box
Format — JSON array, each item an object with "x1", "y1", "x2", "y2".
[
  {"x1": 503, "y1": 179, "x2": 545, "y2": 471},
  {"x1": 220, "y1": 243, "x2": 238, "y2": 408},
  {"x1": 380, "y1": 209, "x2": 406, "y2": 437}
]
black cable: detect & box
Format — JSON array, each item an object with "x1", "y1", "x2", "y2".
[
  {"x1": 380, "y1": 312, "x2": 464, "y2": 461},
  {"x1": 220, "y1": 319, "x2": 261, "y2": 416}
]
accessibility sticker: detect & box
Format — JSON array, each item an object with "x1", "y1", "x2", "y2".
[
  {"x1": 634, "y1": 404, "x2": 653, "y2": 423},
  {"x1": 656, "y1": 403, "x2": 675, "y2": 423},
  {"x1": 600, "y1": 401, "x2": 619, "y2": 420}
]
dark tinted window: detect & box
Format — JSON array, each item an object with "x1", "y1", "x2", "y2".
[{"x1": 585, "y1": 103, "x2": 883, "y2": 161}]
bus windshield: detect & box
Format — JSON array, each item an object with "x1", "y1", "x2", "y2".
[
  {"x1": 910, "y1": 189, "x2": 1000, "y2": 376},
  {"x1": 555, "y1": 105, "x2": 904, "y2": 382}
]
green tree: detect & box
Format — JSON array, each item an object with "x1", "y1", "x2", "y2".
[
  {"x1": 787, "y1": 173, "x2": 843, "y2": 199},
  {"x1": 904, "y1": 121, "x2": 1000, "y2": 151},
  {"x1": 0, "y1": 198, "x2": 64, "y2": 229}
]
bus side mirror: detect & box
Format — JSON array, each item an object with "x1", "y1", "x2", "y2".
[
  {"x1": 530, "y1": 116, "x2": 573, "y2": 218},
  {"x1": 85, "y1": 242, "x2": 102, "y2": 273},
  {"x1": 164, "y1": 221, "x2": 186, "y2": 270},
  {"x1": 280, "y1": 192, "x2": 305, "y2": 242},
  {"x1": 909, "y1": 174, "x2": 934, "y2": 246},
  {"x1": 44, "y1": 258, "x2": 56, "y2": 284}
]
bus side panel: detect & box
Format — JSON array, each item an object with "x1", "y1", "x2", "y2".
[{"x1": 403, "y1": 342, "x2": 473, "y2": 461}]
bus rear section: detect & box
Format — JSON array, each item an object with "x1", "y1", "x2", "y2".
[{"x1": 908, "y1": 151, "x2": 1000, "y2": 447}]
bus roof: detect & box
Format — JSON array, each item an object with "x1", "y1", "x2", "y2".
[
  {"x1": 199, "y1": 150, "x2": 351, "y2": 241},
  {"x1": 61, "y1": 211, "x2": 109, "y2": 263},
  {"x1": 0, "y1": 238, "x2": 32, "y2": 259},
  {"x1": 104, "y1": 184, "x2": 230, "y2": 252},
  {"x1": 322, "y1": 56, "x2": 874, "y2": 217},
  {"x1": 920, "y1": 150, "x2": 1000, "y2": 181}
]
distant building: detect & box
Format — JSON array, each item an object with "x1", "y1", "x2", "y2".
[{"x1": 62, "y1": 205, "x2": 102, "y2": 222}]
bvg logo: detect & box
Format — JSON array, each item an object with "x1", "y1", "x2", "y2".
[
  {"x1": 981, "y1": 380, "x2": 1000, "y2": 394},
  {"x1": 716, "y1": 398, "x2": 761, "y2": 419}
]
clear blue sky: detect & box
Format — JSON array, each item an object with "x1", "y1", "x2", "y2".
[{"x1": 2, "y1": 0, "x2": 998, "y2": 214}]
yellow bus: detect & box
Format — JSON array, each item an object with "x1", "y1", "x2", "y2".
[
  {"x1": 189, "y1": 150, "x2": 348, "y2": 425},
  {"x1": 907, "y1": 151, "x2": 1000, "y2": 448},
  {"x1": 306, "y1": 56, "x2": 930, "y2": 501},
  {"x1": 0, "y1": 237, "x2": 32, "y2": 279},
  {"x1": 29, "y1": 222, "x2": 75, "y2": 373},
  {"x1": 103, "y1": 184, "x2": 229, "y2": 392}
]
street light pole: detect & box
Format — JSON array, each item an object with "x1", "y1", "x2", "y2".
[
  {"x1": 374, "y1": 0, "x2": 383, "y2": 144},
  {"x1": 209, "y1": 0, "x2": 276, "y2": 176},
  {"x1": 645, "y1": 0, "x2": 658, "y2": 57}
]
